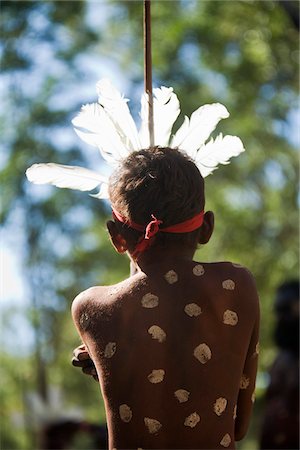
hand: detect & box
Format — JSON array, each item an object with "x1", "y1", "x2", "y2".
[{"x1": 72, "y1": 344, "x2": 99, "y2": 382}]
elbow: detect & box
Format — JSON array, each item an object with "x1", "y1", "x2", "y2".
[
  {"x1": 234, "y1": 421, "x2": 249, "y2": 441},
  {"x1": 235, "y1": 430, "x2": 247, "y2": 442}
]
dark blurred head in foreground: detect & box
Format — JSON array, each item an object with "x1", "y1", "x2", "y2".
[
  {"x1": 274, "y1": 279, "x2": 299, "y2": 354},
  {"x1": 259, "y1": 280, "x2": 299, "y2": 450}
]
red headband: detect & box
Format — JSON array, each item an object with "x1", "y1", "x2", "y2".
[{"x1": 112, "y1": 207, "x2": 205, "y2": 256}]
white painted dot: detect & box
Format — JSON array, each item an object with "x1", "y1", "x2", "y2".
[
  {"x1": 174, "y1": 389, "x2": 190, "y2": 403},
  {"x1": 104, "y1": 342, "x2": 117, "y2": 358},
  {"x1": 144, "y1": 417, "x2": 162, "y2": 434},
  {"x1": 222, "y1": 279, "x2": 235, "y2": 290},
  {"x1": 213, "y1": 397, "x2": 227, "y2": 416},
  {"x1": 240, "y1": 374, "x2": 250, "y2": 389},
  {"x1": 220, "y1": 433, "x2": 231, "y2": 447},
  {"x1": 119, "y1": 404, "x2": 132, "y2": 423},
  {"x1": 148, "y1": 325, "x2": 166, "y2": 343},
  {"x1": 79, "y1": 312, "x2": 90, "y2": 330},
  {"x1": 233, "y1": 405, "x2": 237, "y2": 420},
  {"x1": 164, "y1": 270, "x2": 178, "y2": 284},
  {"x1": 141, "y1": 293, "x2": 159, "y2": 308},
  {"x1": 194, "y1": 343, "x2": 212, "y2": 364},
  {"x1": 223, "y1": 309, "x2": 238, "y2": 326},
  {"x1": 184, "y1": 412, "x2": 200, "y2": 428},
  {"x1": 193, "y1": 264, "x2": 205, "y2": 276},
  {"x1": 184, "y1": 303, "x2": 202, "y2": 317},
  {"x1": 147, "y1": 369, "x2": 165, "y2": 384}
]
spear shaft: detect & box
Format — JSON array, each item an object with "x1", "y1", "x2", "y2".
[{"x1": 144, "y1": 0, "x2": 154, "y2": 147}]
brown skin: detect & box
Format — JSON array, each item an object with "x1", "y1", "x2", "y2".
[
  {"x1": 72, "y1": 261, "x2": 138, "y2": 381},
  {"x1": 71, "y1": 211, "x2": 259, "y2": 449}
]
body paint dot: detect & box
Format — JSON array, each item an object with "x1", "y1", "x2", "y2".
[
  {"x1": 213, "y1": 397, "x2": 227, "y2": 416},
  {"x1": 174, "y1": 389, "x2": 190, "y2": 403},
  {"x1": 232, "y1": 263, "x2": 243, "y2": 268},
  {"x1": 223, "y1": 309, "x2": 238, "y2": 326},
  {"x1": 119, "y1": 404, "x2": 132, "y2": 423},
  {"x1": 141, "y1": 293, "x2": 159, "y2": 308},
  {"x1": 240, "y1": 374, "x2": 250, "y2": 389},
  {"x1": 184, "y1": 412, "x2": 200, "y2": 428},
  {"x1": 164, "y1": 270, "x2": 178, "y2": 284},
  {"x1": 194, "y1": 343, "x2": 212, "y2": 364},
  {"x1": 144, "y1": 417, "x2": 162, "y2": 434},
  {"x1": 251, "y1": 391, "x2": 256, "y2": 403},
  {"x1": 222, "y1": 279, "x2": 235, "y2": 290},
  {"x1": 220, "y1": 434, "x2": 231, "y2": 447},
  {"x1": 104, "y1": 342, "x2": 116, "y2": 358},
  {"x1": 148, "y1": 325, "x2": 166, "y2": 343},
  {"x1": 233, "y1": 405, "x2": 237, "y2": 420},
  {"x1": 193, "y1": 264, "x2": 205, "y2": 276},
  {"x1": 184, "y1": 303, "x2": 202, "y2": 317},
  {"x1": 147, "y1": 369, "x2": 165, "y2": 384},
  {"x1": 79, "y1": 312, "x2": 90, "y2": 330},
  {"x1": 255, "y1": 342, "x2": 260, "y2": 355}
]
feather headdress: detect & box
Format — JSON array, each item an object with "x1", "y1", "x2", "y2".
[{"x1": 26, "y1": 78, "x2": 245, "y2": 198}]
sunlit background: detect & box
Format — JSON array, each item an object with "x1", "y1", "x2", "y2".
[{"x1": 1, "y1": 1, "x2": 299, "y2": 449}]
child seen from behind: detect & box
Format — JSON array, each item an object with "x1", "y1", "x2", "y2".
[{"x1": 72, "y1": 146, "x2": 260, "y2": 450}]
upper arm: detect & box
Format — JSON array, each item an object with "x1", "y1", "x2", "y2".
[
  {"x1": 71, "y1": 287, "x2": 99, "y2": 339},
  {"x1": 235, "y1": 270, "x2": 260, "y2": 441}
]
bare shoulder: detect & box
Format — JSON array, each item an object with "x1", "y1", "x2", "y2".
[
  {"x1": 72, "y1": 285, "x2": 104, "y2": 310},
  {"x1": 227, "y1": 262, "x2": 259, "y2": 300},
  {"x1": 204, "y1": 260, "x2": 259, "y2": 311},
  {"x1": 71, "y1": 274, "x2": 145, "y2": 334},
  {"x1": 71, "y1": 284, "x2": 116, "y2": 331},
  {"x1": 209, "y1": 260, "x2": 256, "y2": 283}
]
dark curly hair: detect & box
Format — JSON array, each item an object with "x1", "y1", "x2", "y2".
[{"x1": 108, "y1": 146, "x2": 205, "y2": 249}]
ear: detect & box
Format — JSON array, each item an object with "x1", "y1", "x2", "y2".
[
  {"x1": 198, "y1": 211, "x2": 214, "y2": 245},
  {"x1": 106, "y1": 220, "x2": 128, "y2": 253}
]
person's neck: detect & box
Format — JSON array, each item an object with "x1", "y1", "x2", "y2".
[{"x1": 129, "y1": 244, "x2": 196, "y2": 274}]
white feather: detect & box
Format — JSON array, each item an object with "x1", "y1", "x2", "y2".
[
  {"x1": 96, "y1": 78, "x2": 141, "y2": 151},
  {"x1": 194, "y1": 134, "x2": 245, "y2": 177},
  {"x1": 72, "y1": 103, "x2": 130, "y2": 164},
  {"x1": 90, "y1": 182, "x2": 109, "y2": 199},
  {"x1": 26, "y1": 79, "x2": 246, "y2": 201},
  {"x1": 26, "y1": 163, "x2": 108, "y2": 192},
  {"x1": 139, "y1": 86, "x2": 180, "y2": 147},
  {"x1": 171, "y1": 103, "x2": 229, "y2": 159}
]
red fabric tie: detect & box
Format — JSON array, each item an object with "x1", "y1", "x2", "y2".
[
  {"x1": 112, "y1": 207, "x2": 204, "y2": 257},
  {"x1": 144, "y1": 215, "x2": 163, "y2": 240}
]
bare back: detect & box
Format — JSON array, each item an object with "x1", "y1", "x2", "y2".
[{"x1": 72, "y1": 260, "x2": 259, "y2": 449}]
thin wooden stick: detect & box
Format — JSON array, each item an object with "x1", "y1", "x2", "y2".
[{"x1": 144, "y1": 0, "x2": 154, "y2": 147}]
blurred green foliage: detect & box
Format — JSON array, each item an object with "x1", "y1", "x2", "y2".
[{"x1": 0, "y1": 0, "x2": 298, "y2": 449}]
